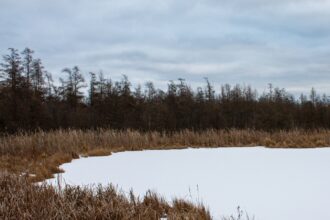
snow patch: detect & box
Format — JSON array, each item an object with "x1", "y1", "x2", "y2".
[{"x1": 45, "y1": 147, "x2": 330, "y2": 220}]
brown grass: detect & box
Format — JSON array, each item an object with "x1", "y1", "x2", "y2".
[
  {"x1": 82, "y1": 148, "x2": 112, "y2": 157},
  {"x1": 0, "y1": 173, "x2": 211, "y2": 220},
  {"x1": 1, "y1": 129, "x2": 329, "y2": 219},
  {"x1": 1, "y1": 129, "x2": 330, "y2": 181}
]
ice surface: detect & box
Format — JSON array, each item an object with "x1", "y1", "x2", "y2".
[{"x1": 46, "y1": 147, "x2": 330, "y2": 220}]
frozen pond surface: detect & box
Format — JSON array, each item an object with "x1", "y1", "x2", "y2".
[{"x1": 46, "y1": 147, "x2": 330, "y2": 220}]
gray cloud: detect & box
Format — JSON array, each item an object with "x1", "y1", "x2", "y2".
[{"x1": 1, "y1": 0, "x2": 330, "y2": 96}]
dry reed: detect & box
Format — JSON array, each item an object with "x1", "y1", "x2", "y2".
[
  {"x1": 0, "y1": 173, "x2": 211, "y2": 220},
  {"x1": 1, "y1": 129, "x2": 330, "y2": 181}
]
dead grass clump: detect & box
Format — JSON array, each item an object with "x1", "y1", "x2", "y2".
[
  {"x1": 262, "y1": 137, "x2": 276, "y2": 147},
  {"x1": 84, "y1": 148, "x2": 112, "y2": 157},
  {"x1": 315, "y1": 139, "x2": 326, "y2": 147},
  {"x1": 172, "y1": 199, "x2": 212, "y2": 220},
  {"x1": 0, "y1": 173, "x2": 212, "y2": 220}
]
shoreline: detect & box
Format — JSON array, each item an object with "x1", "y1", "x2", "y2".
[{"x1": 1, "y1": 128, "x2": 330, "y2": 182}]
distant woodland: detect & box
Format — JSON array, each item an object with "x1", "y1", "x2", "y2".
[{"x1": 0, "y1": 48, "x2": 329, "y2": 133}]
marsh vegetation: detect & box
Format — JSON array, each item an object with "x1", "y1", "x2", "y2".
[
  {"x1": 1, "y1": 173, "x2": 211, "y2": 220},
  {"x1": 2, "y1": 129, "x2": 330, "y2": 181}
]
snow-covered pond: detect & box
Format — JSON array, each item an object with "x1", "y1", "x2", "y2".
[{"x1": 46, "y1": 147, "x2": 330, "y2": 220}]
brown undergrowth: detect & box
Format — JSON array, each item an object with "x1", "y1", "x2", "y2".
[
  {"x1": 0, "y1": 173, "x2": 211, "y2": 220},
  {"x1": 1, "y1": 129, "x2": 330, "y2": 181}
]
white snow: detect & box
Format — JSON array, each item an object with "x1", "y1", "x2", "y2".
[{"x1": 45, "y1": 147, "x2": 330, "y2": 220}]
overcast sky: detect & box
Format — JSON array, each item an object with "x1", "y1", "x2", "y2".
[{"x1": 1, "y1": 0, "x2": 330, "y2": 95}]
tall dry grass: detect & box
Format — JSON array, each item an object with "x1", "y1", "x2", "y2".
[
  {"x1": 1, "y1": 129, "x2": 330, "y2": 181},
  {"x1": 0, "y1": 173, "x2": 211, "y2": 220}
]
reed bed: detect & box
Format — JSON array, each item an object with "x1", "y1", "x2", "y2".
[
  {"x1": 0, "y1": 173, "x2": 211, "y2": 220},
  {"x1": 1, "y1": 129, "x2": 330, "y2": 181}
]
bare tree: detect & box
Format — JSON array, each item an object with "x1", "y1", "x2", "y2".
[
  {"x1": 31, "y1": 58, "x2": 45, "y2": 93},
  {"x1": 21, "y1": 48, "x2": 34, "y2": 85},
  {"x1": 60, "y1": 66, "x2": 86, "y2": 109},
  {"x1": 0, "y1": 48, "x2": 23, "y2": 121}
]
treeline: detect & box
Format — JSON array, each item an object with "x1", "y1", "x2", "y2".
[{"x1": 0, "y1": 48, "x2": 329, "y2": 133}]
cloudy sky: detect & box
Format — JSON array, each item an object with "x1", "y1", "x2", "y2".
[{"x1": 1, "y1": 0, "x2": 330, "y2": 95}]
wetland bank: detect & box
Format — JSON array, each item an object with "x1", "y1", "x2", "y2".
[{"x1": 2, "y1": 129, "x2": 330, "y2": 219}]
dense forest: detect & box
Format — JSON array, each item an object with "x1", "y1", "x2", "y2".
[{"x1": 0, "y1": 48, "x2": 329, "y2": 133}]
